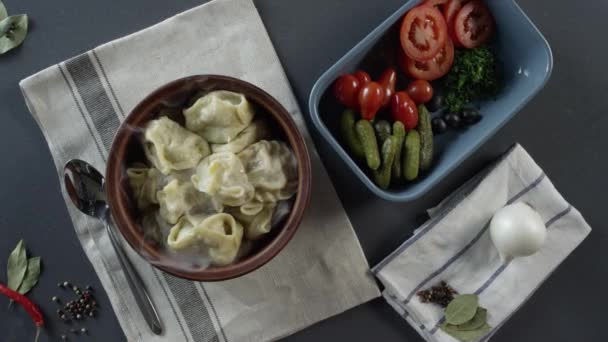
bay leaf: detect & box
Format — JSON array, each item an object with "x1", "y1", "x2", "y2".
[
  {"x1": 440, "y1": 322, "x2": 492, "y2": 342},
  {"x1": 457, "y1": 307, "x2": 487, "y2": 331},
  {"x1": 0, "y1": 1, "x2": 7, "y2": 20},
  {"x1": 6, "y1": 240, "x2": 27, "y2": 290},
  {"x1": 17, "y1": 257, "x2": 41, "y2": 294},
  {"x1": 445, "y1": 294, "x2": 478, "y2": 325},
  {"x1": 0, "y1": 14, "x2": 28, "y2": 55}
]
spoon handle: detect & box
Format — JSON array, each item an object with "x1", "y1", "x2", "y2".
[{"x1": 105, "y1": 220, "x2": 163, "y2": 335}]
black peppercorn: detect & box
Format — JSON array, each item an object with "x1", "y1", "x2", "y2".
[
  {"x1": 61, "y1": 334, "x2": 68, "y2": 341},
  {"x1": 63, "y1": 281, "x2": 70, "y2": 287},
  {"x1": 81, "y1": 328, "x2": 88, "y2": 334},
  {"x1": 416, "y1": 281, "x2": 458, "y2": 307}
]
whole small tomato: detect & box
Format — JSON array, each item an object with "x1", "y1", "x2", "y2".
[
  {"x1": 359, "y1": 82, "x2": 385, "y2": 121},
  {"x1": 391, "y1": 92, "x2": 419, "y2": 130},
  {"x1": 406, "y1": 79, "x2": 434, "y2": 104},
  {"x1": 333, "y1": 74, "x2": 360, "y2": 109},
  {"x1": 353, "y1": 70, "x2": 371, "y2": 86},
  {"x1": 378, "y1": 68, "x2": 397, "y2": 107}
]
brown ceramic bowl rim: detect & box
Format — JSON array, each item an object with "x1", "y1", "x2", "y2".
[{"x1": 106, "y1": 75, "x2": 312, "y2": 281}]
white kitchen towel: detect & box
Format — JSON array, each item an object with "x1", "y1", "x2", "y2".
[
  {"x1": 372, "y1": 144, "x2": 591, "y2": 342},
  {"x1": 19, "y1": 0, "x2": 380, "y2": 341}
]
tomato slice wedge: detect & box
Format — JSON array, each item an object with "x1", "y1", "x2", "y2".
[
  {"x1": 454, "y1": 0, "x2": 494, "y2": 48},
  {"x1": 400, "y1": 5, "x2": 448, "y2": 62},
  {"x1": 399, "y1": 39, "x2": 454, "y2": 81},
  {"x1": 443, "y1": 0, "x2": 471, "y2": 47}
]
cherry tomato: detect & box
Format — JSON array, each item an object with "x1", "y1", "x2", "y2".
[
  {"x1": 333, "y1": 74, "x2": 360, "y2": 109},
  {"x1": 399, "y1": 39, "x2": 454, "y2": 81},
  {"x1": 454, "y1": 1, "x2": 495, "y2": 48},
  {"x1": 353, "y1": 70, "x2": 371, "y2": 86},
  {"x1": 391, "y1": 92, "x2": 419, "y2": 130},
  {"x1": 358, "y1": 82, "x2": 385, "y2": 121},
  {"x1": 406, "y1": 80, "x2": 434, "y2": 104},
  {"x1": 400, "y1": 5, "x2": 448, "y2": 61},
  {"x1": 378, "y1": 68, "x2": 397, "y2": 107},
  {"x1": 443, "y1": 0, "x2": 471, "y2": 47}
]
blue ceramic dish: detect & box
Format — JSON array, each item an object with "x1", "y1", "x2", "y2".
[{"x1": 308, "y1": 0, "x2": 553, "y2": 202}]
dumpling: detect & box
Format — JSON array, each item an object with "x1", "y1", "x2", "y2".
[
  {"x1": 191, "y1": 152, "x2": 254, "y2": 207},
  {"x1": 167, "y1": 213, "x2": 244, "y2": 266},
  {"x1": 231, "y1": 203, "x2": 276, "y2": 240},
  {"x1": 183, "y1": 91, "x2": 255, "y2": 143},
  {"x1": 127, "y1": 165, "x2": 162, "y2": 209},
  {"x1": 239, "y1": 199, "x2": 265, "y2": 216},
  {"x1": 157, "y1": 178, "x2": 223, "y2": 224},
  {"x1": 210, "y1": 119, "x2": 269, "y2": 154},
  {"x1": 238, "y1": 140, "x2": 298, "y2": 203},
  {"x1": 143, "y1": 117, "x2": 210, "y2": 175}
]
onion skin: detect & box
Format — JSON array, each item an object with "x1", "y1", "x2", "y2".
[{"x1": 490, "y1": 202, "x2": 547, "y2": 259}]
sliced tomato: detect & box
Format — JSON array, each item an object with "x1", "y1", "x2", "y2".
[
  {"x1": 454, "y1": 1, "x2": 494, "y2": 48},
  {"x1": 400, "y1": 5, "x2": 448, "y2": 61},
  {"x1": 443, "y1": 0, "x2": 471, "y2": 47},
  {"x1": 399, "y1": 39, "x2": 454, "y2": 81}
]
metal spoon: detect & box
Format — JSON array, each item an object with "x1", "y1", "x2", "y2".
[{"x1": 63, "y1": 159, "x2": 163, "y2": 335}]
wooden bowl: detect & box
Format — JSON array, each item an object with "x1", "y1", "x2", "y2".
[{"x1": 106, "y1": 75, "x2": 312, "y2": 281}]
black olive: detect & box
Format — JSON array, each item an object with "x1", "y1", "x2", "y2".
[
  {"x1": 426, "y1": 94, "x2": 445, "y2": 112},
  {"x1": 460, "y1": 108, "x2": 482, "y2": 125},
  {"x1": 431, "y1": 117, "x2": 448, "y2": 135},
  {"x1": 443, "y1": 113, "x2": 461, "y2": 128}
]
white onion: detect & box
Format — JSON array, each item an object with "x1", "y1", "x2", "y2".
[{"x1": 489, "y1": 202, "x2": 546, "y2": 260}]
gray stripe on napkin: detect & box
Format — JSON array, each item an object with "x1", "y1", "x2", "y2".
[
  {"x1": 152, "y1": 272, "x2": 190, "y2": 341},
  {"x1": 63, "y1": 52, "x2": 221, "y2": 342},
  {"x1": 165, "y1": 276, "x2": 220, "y2": 342},
  {"x1": 429, "y1": 205, "x2": 574, "y2": 335},
  {"x1": 58, "y1": 65, "x2": 107, "y2": 159},
  {"x1": 64, "y1": 54, "x2": 122, "y2": 150},
  {"x1": 401, "y1": 172, "x2": 547, "y2": 305},
  {"x1": 91, "y1": 50, "x2": 126, "y2": 119}
]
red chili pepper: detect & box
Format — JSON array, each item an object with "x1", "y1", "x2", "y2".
[{"x1": 0, "y1": 283, "x2": 44, "y2": 342}]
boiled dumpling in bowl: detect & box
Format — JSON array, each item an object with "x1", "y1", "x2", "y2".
[
  {"x1": 167, "y1": 213, "x2": 244, "y2": 266},
  {"x1": 191, "y1": 152, "x2": 254, "y2": 207},
  {"x1": 143, "y1": 117, "x2": 210, "y2": 175},
  {"x1": 157, "y1": 178, "x2": 223, "y2": 225},
  {"x1": 231, "y1": 203, "x2": 276, "y2": 240},
  {"x1": 126, "y1": 165, "x2": 162, "y2": 209},
  {"x1": 238, "y1": 140, "x2": 298, "y2": 203},
  {"x1": 183, "y1": 91, "x2": 255, "y2": 144},
  {"x1": 211, "y1": 119, "x2": 269, "y2": 154}
]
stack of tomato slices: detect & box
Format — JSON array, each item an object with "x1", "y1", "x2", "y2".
[{"x1": 399, "y1": 0, "x2": 494, "y2": 81}]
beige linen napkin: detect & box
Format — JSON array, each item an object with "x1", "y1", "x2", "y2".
[
  {"x1": 19, "y1": 0, "x2": 380, "y2": 341},
  {"x1": 373, "y1": 144, "x2": 591, "y2": 342}
]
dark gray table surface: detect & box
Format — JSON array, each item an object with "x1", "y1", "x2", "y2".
[{"x1": 1, "y1": 0, "x2": 607, "y2": 341}]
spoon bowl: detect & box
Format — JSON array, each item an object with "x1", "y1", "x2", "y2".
[{"x1": 64, "y1": 159, "x2": 108, "y2": 219}]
